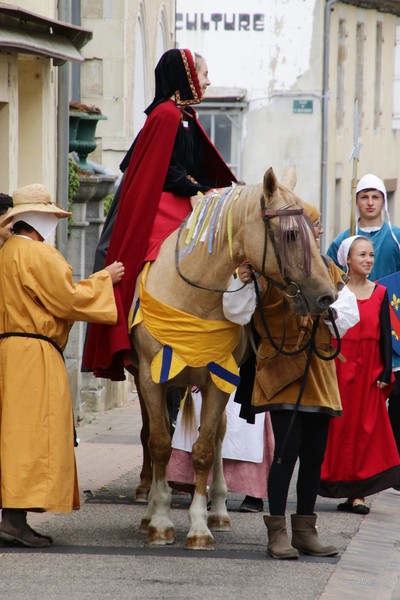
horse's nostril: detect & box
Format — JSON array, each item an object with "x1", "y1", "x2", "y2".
[{"x1": 316, "y1": 294, "x2": 335, "y2": 310}]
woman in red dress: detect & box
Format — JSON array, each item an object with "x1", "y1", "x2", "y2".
[{"x1": 320, "y1": 235, "x2": 400, "y2": 513}]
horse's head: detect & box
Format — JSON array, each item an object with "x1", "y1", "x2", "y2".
[{"x1": 242, "y1": 166, "x2": 337, "y2": 316}]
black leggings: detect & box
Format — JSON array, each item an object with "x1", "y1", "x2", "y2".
[{"x1": 268, "y1": 410, "x2": 331, "y2": 516}]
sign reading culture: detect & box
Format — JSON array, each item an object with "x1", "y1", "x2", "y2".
[{"x1": 176, "y1": 12, "x2": 265, "y2": 32}]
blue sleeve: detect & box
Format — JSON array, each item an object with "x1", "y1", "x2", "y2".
[
  {"x1": 326, "y1": 240, "x2": 340, "y2": 266},
  {"x1": 326, "y1": 229, "x2": 350, "y2": 267}
]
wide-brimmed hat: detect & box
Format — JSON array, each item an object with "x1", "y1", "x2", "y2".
[{"x1": 0, "y1": 183, "x2": 70, "y2": 226}]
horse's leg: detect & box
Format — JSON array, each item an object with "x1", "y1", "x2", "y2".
[
  {"x1": 186, "y1": 388, "x2": 229, "y2": 550},
  {"x1": 139, "y1": 379, "x2": 175, "y2": 545},
  {"x1": 207, "y1": 412, "x2": 231, "y2": 532},
  {"x1": 132, "y1": 370, "x2": 153, "y2": 503}
]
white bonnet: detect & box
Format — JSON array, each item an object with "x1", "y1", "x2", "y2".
[{"x1": 337, "y1": 235, "x2": 365, "y2": 271}]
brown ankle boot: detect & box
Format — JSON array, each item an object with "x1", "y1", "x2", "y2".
[
  {"x1": 291, "y1": 514, "x2": 338, "y2": 557},
  {"x1": 263, "y1": 515, "x2": 299, "y2": 559},
  {"x1": 0, "y1": 509, "x2": 50, "y2": 548}
]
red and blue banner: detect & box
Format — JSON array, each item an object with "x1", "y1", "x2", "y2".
[{"x1": 378, "y1": 271, "x2": 400, "y2": 357}]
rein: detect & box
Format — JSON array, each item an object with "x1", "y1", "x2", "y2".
[
  {"x1": 174, "y1": 216, "x2": 247, "y2": 293},
  {"x1": 275, "y1": 310, "x2": 341, "y2": 464},
  {"x1": 252, "y1": 271, "x2": 341, "y2": 359}
]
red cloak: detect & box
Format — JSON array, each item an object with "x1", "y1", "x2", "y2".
[{"x1": 83, "y1": 99, "x2": 236, "y2": 380}]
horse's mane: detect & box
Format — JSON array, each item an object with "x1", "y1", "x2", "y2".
[{"x1": 179, "y1": 183, "x2": 261, "y2": 261}]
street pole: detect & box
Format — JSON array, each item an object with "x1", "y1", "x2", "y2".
[{"x1": 349, "y1": 99, "x2": 362, "y2": 235}]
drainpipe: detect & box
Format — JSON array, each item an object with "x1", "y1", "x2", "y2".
[
  {"x1": 71, "y1": 0, "x2": 81, "y2": 101},
  {"x1": 56, "y1": 0, "x2": 71, "y2": 256},
  {"x1": 320, "y1": 0, "x2": 338, "y2": 253}
]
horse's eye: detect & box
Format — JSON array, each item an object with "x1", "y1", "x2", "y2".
[{"x1": 284, "y1": 230, "x2": 297, "y2": 243}]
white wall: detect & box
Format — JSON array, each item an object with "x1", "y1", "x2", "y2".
[{"x1": 176, "y1": 0, "x2": 323, "y2": 204}]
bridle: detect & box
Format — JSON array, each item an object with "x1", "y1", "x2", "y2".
[
  {"x1": 174, "y1": 196, "x2": 307, "y2": 299},
  {"x1": 259, "y1": 197, "x2": 305, "y2": 300}
]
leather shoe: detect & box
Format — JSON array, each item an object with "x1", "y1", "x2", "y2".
[
  {"x1": 0, "y1": 522, "x2": 50, "y2": 548},
  {"x1": 239, "y1": 496, "x2": 264, "y2": 513},
  {"x1": 337, "y1": 501, "x2": 369, "y2": 515},
  {"x1": 28, "y1": 525, "x2": 54, "y2": 544}
]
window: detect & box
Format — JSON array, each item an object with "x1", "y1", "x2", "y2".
[
  {"x1": 393, "y1": 25, "x2": 400, "y2": 129},
  {"x1": 336, "y1": 19, "x2": 346, "y2": 129},
  {"x1": 196, "y1": 104, "x2": 244, "y2": 179},
  {"x1": 374, "y1": 22, "x2": 383, "y2": 129},
  {"x1": 355, "y1": 22, "x2": 365, "y2": 123}
]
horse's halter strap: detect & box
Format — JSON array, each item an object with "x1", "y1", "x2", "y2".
[{"x1": 259, "y1": 198, "x2": 304, "y2": 299}]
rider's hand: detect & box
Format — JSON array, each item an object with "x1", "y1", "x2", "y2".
[{"x1": 238, "y1": 262, "x2": 253, "y2": 284}]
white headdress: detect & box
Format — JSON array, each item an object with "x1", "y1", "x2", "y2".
[
  {"x1": 355, "y1": 173, "x2": 400, "y2": 250},
  {"x1": 13, "y1": 211, "x2": 59, "y2": 240},
  {"x1": 337, "y1": 235, "x2": 365, "y2": 272}
]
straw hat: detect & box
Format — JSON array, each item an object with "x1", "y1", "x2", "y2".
[{"x1": 0, "y1": 183, "x2": 70, "y2": 227}]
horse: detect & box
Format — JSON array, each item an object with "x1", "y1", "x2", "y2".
[{"x1": 127, "y1": 166, "x2": 337, "y2": 550}]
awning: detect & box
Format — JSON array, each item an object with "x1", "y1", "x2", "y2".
[{"x1": 0, "y1": 3, "x2": 92, "y2": 65}]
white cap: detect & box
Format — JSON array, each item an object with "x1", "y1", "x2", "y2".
[
  {"x1": 337, "y1": 235, "x2": 365, "y2": 271},
  {"x1": 355, "y1": 173, "x2": 400, "y2": 250},
  {"x1": 356, "y1": 173, "x2": 387, "y2": 206}
]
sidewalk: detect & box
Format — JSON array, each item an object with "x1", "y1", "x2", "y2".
[
  {"x1": 8, "y1": 396, "x2": 400, "y2": 599},
  {"x1": 321, "y1": 488, "x2": 400, "y2": 599}
]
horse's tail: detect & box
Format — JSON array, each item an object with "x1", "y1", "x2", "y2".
[{"x1": 181, "y1": 387, "x2": 197, "y2": 438}]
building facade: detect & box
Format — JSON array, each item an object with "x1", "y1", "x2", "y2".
[
  {"x1": 175, "y1": 0, "x2": 400, "y2": 249},
  {"x1": 2, "y1": 0, "x2": 400, "y2": 416},
  {"x1": 0, "y1": 0, "x2": 92, "y2": 253},
  {"x1": 79, "y1": 0, "x2": 176, "y2": 176}
]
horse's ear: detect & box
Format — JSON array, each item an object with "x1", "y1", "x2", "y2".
[
  {"x1": 263, "y1": 167, "x2": 278, "y2": 199},
  {"x1": 281, "y1": 165, "x2": 297, "y2": 190}
]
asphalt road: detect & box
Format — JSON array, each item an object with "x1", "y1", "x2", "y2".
[{"x1": 0, "y1": 398, "x2": 398, "y2": 600}]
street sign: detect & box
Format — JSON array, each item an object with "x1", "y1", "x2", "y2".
[{"x1": 293, "y1": 99, "x2": 313, "y2": 114}]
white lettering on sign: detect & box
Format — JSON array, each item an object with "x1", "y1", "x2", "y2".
[{"x1": 176, "y1": 13, "x2": 265, "y2": 32}]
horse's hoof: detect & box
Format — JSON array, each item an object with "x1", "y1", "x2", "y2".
[
  {"x1": 185, "y1": 534, "x2": 215, "y2": 550},
  {"x1": 134, "y1": 487, "x2": 150, "y2": 503},
  {"x1": 138, "y1": 517, "x2": 150, "y2": 533},
  {"x1": 147, "y1": 526, "x2": 175, "y2": 545},
  {"x1": 207, "y1": 515, "x2": 232, "y2": 531}
]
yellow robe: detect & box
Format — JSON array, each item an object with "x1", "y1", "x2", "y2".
[{"x1": 0, "y1": 236, "x2": 117, "y2": 512}]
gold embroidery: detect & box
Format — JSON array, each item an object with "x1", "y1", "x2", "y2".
[{"x1": 175, "y1": 50, "x2": 201, "y2": 107}]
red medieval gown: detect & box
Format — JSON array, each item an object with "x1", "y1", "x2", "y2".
[{"x1": 320, "y1": 284, "x2": 400, "y2": 498}]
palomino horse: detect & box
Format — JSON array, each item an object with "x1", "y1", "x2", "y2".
[{"x1": 128, "y1": 166, "x2": 336, "y2": 550}]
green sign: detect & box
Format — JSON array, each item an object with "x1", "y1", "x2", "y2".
[{"x1": 293, "y1": 100, "x2": 313, "y2": 114}]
